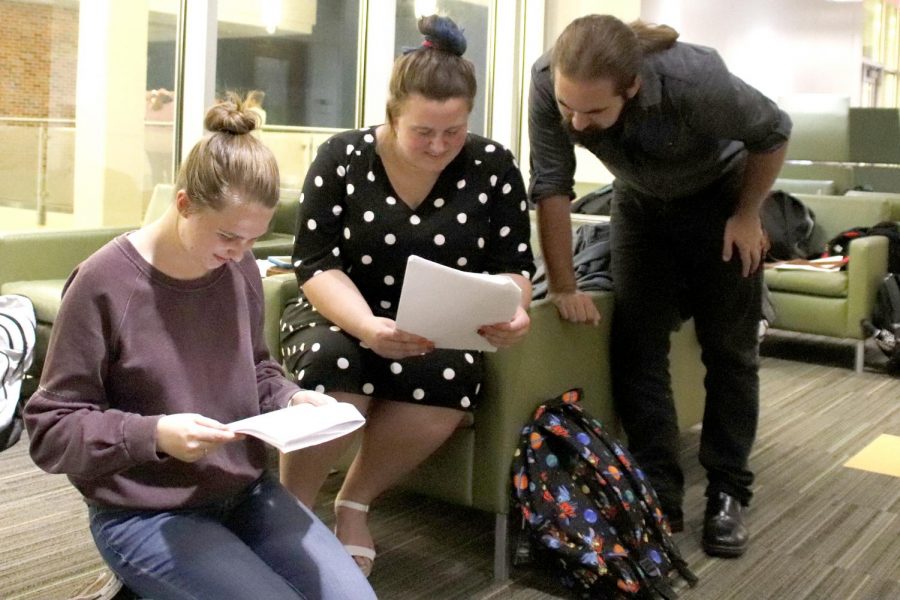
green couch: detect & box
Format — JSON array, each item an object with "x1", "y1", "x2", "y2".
[
  {"x1": 779, "y1": 163, "x2": 856, "y2": 194},
  {"x1": 0, "y1": 185, "x2": 299, "y2": 385},
  {"x1": 773, "y1": 178, "x2": 837, "y2": 196},
  {"x1": 845, "y1": 189, "x2": 900, "y2": 222},
  {"x1": 764, "y1": 193, "x2": 891, "y2": 372},
  {"x1": 262, "y1": 212, "x2": 707, "y2": 581}
]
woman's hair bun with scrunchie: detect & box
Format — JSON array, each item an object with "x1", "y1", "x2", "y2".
[
  {"x1": 204, "y1": 92, "x2": 258, "y2": 136},
  {"x1": 388, "y1": 14, "x2": 477, "y2": 120},
  {"x1": 418, "y1": 14, "x2": 466, "y2": 56}
]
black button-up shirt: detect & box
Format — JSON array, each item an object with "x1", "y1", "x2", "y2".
[{"x1": 528, "y1": 42, "x2": 792, "y2": 202}]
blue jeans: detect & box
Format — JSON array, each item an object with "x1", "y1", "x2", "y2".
[{"x1": 88, "y1": 474, "x2": 376, "y2": 600}]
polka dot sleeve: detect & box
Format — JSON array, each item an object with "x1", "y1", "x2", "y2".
[
  {"x1": 483, "y1": 147, "x2": 535, "y2": 280},
  {"x1": 291, "y1": 136, "x2": 347, "y2": 285}
]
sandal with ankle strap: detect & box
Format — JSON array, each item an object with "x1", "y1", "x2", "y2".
[{"x1": 335, "y1": 499, "x2": 377, "y2": 577}]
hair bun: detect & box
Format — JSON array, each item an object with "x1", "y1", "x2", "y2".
[
  {"x1": 418, "y1": 15, "x2": 466, "y2": 56},
  {"x1": 204, "y1": 93, "x2": 257, "y2": 135}
]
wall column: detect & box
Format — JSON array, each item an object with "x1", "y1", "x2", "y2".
[
  {"x1": 178, "y1": 0, "x2": 217, "y2": 164},
  {"x1": 72, "y1": 0, "x2": 149, "y2": 227}
]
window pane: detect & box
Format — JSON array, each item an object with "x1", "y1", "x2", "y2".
[
  {"x1": 882, "y1": 73, "x2": 898, "y2": 107},
  {"x1": 393, "y1": 0, "x2": 492, "y2": 136},
  {"x1": 216, "y1": 0, "x2": 361, "y2": 128},
  {"x1": 886, "y1": 6, "x2": 899, "y2": 71},
  {"x1": 0, "y1": 1, "x2": 180, "y2": 230},
  {"x1": 863, "y1": 0, "x2": 882, "y2": 61},
  {"x1": 146, "y1": 6, "x2": 179, "y2": 210},
  {"x1": 0, "y1": 0, "x2": 78, "y2": 229}
]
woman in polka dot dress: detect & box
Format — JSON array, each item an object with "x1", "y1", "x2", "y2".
[{"x1": 279, "y1": 15, "x2": 535, "y2": 577}]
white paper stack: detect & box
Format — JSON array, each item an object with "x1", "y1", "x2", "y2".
[
  {"x1": 227, "y1": 401, "x2": 365, "y2": 453},
  {"x1": 395, "y1": 255, "x2": 522, "y2": 352}
]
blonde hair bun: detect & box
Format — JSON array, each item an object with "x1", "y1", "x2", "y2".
[{"x1": 204, "y1": 93, "x2": 258, "y2": 135}]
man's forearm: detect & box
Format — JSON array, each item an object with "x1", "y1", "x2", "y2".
[
  {"x1": 536, "y1": 195, "x2": 577, "y2": 293},
  {"x1": 736, "y1": 143, "x2": 788, "y2": 217}
]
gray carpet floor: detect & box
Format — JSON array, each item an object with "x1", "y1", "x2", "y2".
[{"x1": 1, "y1": 336, "x2": 898, "y2": 599}]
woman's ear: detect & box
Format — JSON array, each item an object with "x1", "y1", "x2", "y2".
[
  {"x1": 386, "y1": 105, "x2": 399, "y2": 134},
  {"x1": 175, "y1": 189, "x2": 193, "y2": 218}
]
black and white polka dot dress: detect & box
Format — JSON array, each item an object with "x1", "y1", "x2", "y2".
[{"x1": 280, "y1": 126, "x2": 534, "y2": 411}]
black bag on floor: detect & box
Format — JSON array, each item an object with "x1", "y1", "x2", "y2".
[
  {"x1": 511, "y1": 389, "x2": 697, "y2": 599},
  {"x1": 863, "y1": 273, "x2": 900, "y2": 368},
  {"x1": 827, "y1": 221, "x2": 900, "y2": 272},
  {"x1": 762, "y1": 190, "x2": 816, "y2": 261},
  {"x1": 870, "y1": 222, "x2": 900, "y2": 273}
]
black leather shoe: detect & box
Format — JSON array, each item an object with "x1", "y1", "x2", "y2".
[{"x1": 702, "y1": 492, "x2": 748, "y2": 557}]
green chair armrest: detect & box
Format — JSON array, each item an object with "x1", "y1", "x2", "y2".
[
  {"x1": 844, "y1": 190, "x2": 900, "y2": 221},
  {"x1": 846, "y1": 234, "x2": 889, "y2": 332},
  {"x1": 262, "y1": 273, "x2": 299, "y2": 361},
  {"x1": 273, "y1": 189, "x2": 301, "y2": 235},
  {"x1": 773, "y1": 178, "x2": 836, "y2": 195},
  {"x1": 0, "y1": 227, "x2": 129, "y2": 288},
  {"x1": 0, "y1": 279, "x2": 66, "y2": 323},
  {"x1": 251, "y1": 234, "x2": 295, "y2": 259},
  {"x1": 471, "y1": 293, "x2": 613, "y2": 514}
]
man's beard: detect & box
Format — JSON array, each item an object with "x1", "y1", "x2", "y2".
[
  {"x1": 560, "y1": 94, "x2": 633, "y2": 146},
  {"x1": 563, "y1": 116, "x2": 606, "y2": 147}
]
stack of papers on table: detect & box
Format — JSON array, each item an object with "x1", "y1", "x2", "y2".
[
  {"x1": 395, "y1": 255, "x2": 522, "y2": 352},
  {"x1": 767, "y1": 256, "x2": 847, "y2": 272}
]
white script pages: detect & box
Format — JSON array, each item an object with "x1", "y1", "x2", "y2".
[
  {"x1": 395, "y1": 255, "x2": 522, "y2": 352},
  {"x1": 227, "y1": 401, "x2": 365, "y2": 453}
]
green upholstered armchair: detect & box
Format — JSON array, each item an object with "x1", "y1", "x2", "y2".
[
  {"x1": 260, "y1": 213, "x2": 707, "y2": 581},
  {"x1": 0, "y1": 226, "x2": 129, "y2": 385},
  {"x1": 845, "y1": 190, "x2": 900, "y2": 222},
  {"x1": 764, "y1": 193, "x2": 891, "y2": 372},
  {"x1": 779, "y1": 163, "x2": 856, "y2": 194},
  {"x1": 773, "y1": 178, "x2": 837, "y2": 196},
  {"x1": 255, "y1": 187, "x2": 300, "y2": 259}
]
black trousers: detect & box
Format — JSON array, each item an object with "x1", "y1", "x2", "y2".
[{"x1": 609, "y1": 180, "x2": 761, "y2": 512}]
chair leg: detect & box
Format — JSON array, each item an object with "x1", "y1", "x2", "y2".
[
  {"x1": 854, "y1": 340, "x2": 865, "y2": 374},
  {"x1": 493, "y1": 513, "x2": 510, "y2": 583}
]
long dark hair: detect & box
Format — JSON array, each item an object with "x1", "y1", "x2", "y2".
[{"x1": 552, "y1": 15, "x2": 678, "y2": 93}]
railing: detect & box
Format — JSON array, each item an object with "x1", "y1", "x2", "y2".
[
  {"x1": 0, "y1": 119, "x2": 343, "y2": 228},
  {"x1": 0, "y1": 117, "x2": 74, "y2": 226},
  {"x1": 784, "y1": 159, "x2": 900, "y2": 168}
]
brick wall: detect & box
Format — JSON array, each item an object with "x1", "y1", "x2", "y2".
[{"x1": 0, "y1": 2, "x2": 78, "y2": 119}]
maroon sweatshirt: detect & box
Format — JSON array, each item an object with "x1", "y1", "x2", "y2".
[{"x1": 25, "y1": 235, "x2": 299, "y2": 509}]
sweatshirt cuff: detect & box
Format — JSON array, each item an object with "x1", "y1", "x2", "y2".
[
  {"x1": 274, "y1": 385, "x2": 301, "y2": 410},
  {"x1": 123, "y1": 413, "x2": 164, "y2": 463}
]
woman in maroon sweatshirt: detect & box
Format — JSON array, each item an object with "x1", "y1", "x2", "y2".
[{"x1": 24, "y1": 97, "x2": 376, "y2": 600}]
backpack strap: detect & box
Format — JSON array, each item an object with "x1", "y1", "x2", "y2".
[
  {"x1": 0, "y1": 317, "x2": 27, "y2": 402},
  {"x1": 0, "y1": 295, "x2": 36, "y2": 405},
  {"x1": 883, "y1": 275, "x2": 900, "y2": 326}
]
